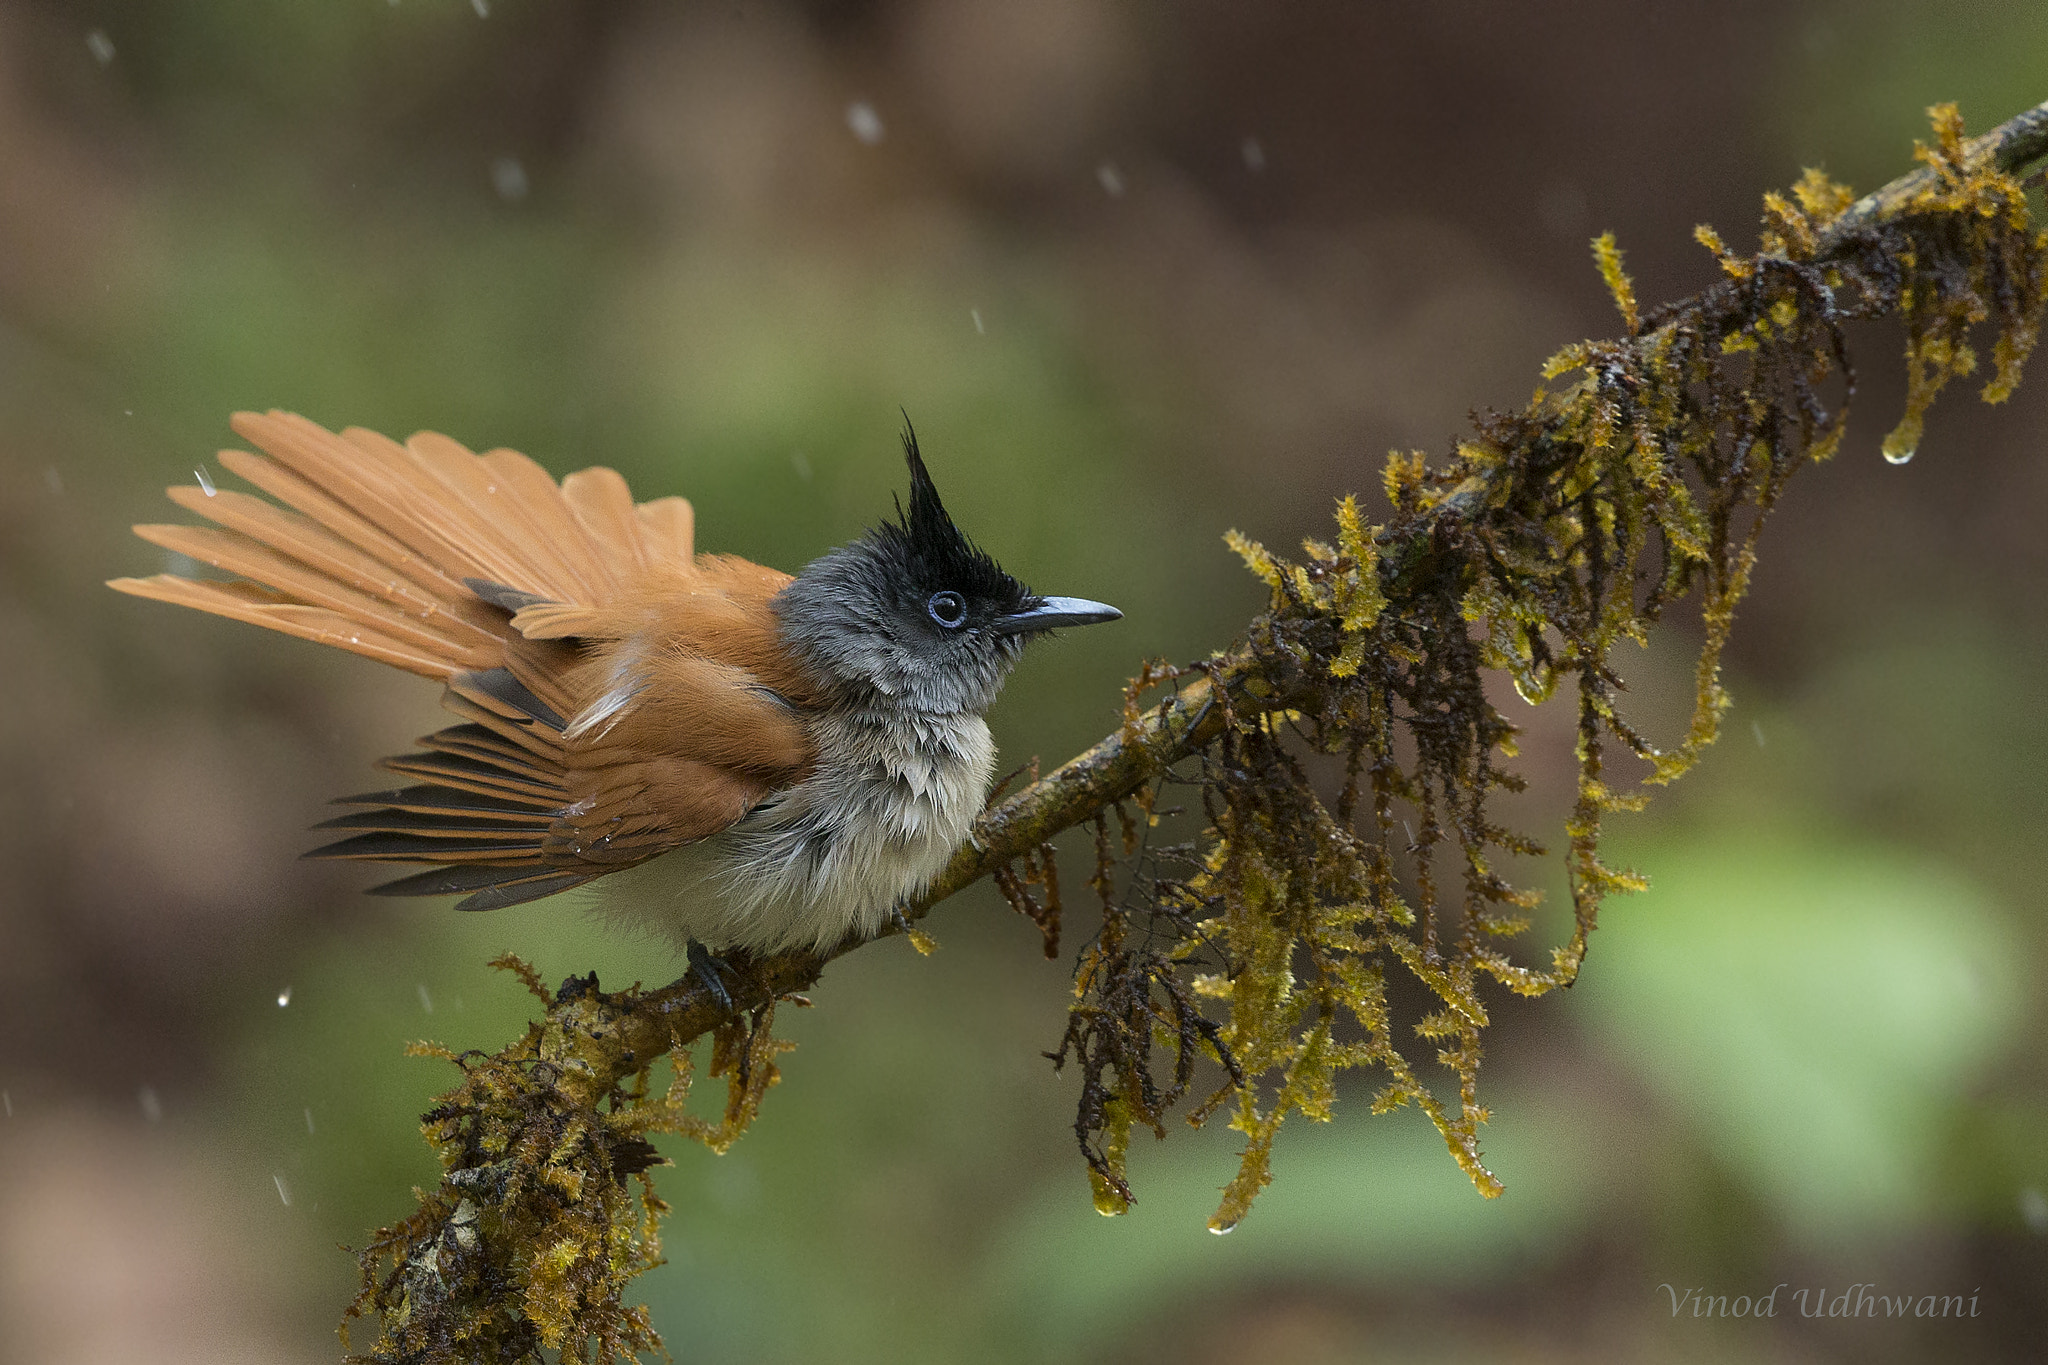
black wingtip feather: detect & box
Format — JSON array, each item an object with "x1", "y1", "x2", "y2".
[
  {"x1": 310, "y1": 810, "x2": 551, "y2": 835},
  {"x1": 364, "y1": 863, "x2": 593, "y2": 908},
  {"x1": 330, "y1": 784, "x2": 558, "y2": 817},
  {"x1": 304, "y1": 830, "x2": 537, "y2": 860},
  {"x1": 463, "y1": 578, "x2": 554, "y2": 612},
  {"x1": 366, "y1": 864, "x2": 594, "y2": 908},
  {"x1": 455, "y1": 666, "x2": 569, "y2": 732},
  {"x1": 453, "y1": 873, "x2": 596, "y2": 911},
  {"x1": 366, "y1": 863, "x2": 539, "y2": 896}
]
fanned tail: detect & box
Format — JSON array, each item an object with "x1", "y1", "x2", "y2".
[
  {"x1": 108, "y1": 410, "x2": 696, "y2": 680},
  {"x1": 106, "y1": 411, "x2": 702, "y2": 909}
]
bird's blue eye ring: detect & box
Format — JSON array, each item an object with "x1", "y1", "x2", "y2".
[{"x1": 926, "y1": 590, "x2": 967, "y2": 629}]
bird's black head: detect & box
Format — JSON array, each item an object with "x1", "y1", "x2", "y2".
[{"x1": 775, "y1": 423, "x2": 1121, "y2": 713}]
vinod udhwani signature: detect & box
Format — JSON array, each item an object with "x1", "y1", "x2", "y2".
[{"x1": 1657, "y1": 1283, "x2": 1983, "y2": 1319}]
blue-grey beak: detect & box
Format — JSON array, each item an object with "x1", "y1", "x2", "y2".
[{"x1": 990, "y1": 595, "x2": 1123, "y2": 636}]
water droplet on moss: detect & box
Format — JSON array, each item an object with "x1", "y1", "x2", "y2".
[
  {"x1": 1209, "y1": 1220, "x2": 1238, "y2": 1235},
  {"x1": 1881, "y1": 436, "x2": 1917, "y2": 464}
]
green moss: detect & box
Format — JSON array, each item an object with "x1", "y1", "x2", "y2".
[
  {"x1": 342, "y1": 956, "x2": 791, "y2": 1364},
  {"x1": 1051, "y1": 101, "x2": 2047, "y2": 1232}
]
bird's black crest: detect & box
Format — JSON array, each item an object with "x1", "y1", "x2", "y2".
[{"x1": 880, "y1": 421, "x2": 1028, "y2": 607}]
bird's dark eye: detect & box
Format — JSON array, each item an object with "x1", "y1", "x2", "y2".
[{"x1": 926, "y1": 590, "x2": 967, "y2": 629}]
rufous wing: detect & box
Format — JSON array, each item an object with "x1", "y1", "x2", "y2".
[{"x1": 108, "y1": 411, "x2": 818, "y2": 909}]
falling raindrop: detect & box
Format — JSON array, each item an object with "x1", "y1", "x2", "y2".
[
  {"x1": 2, "y1": 1090, "x2": 11, "y2": 1118},
  {"x1": 85, "y1": 29, "x2": 114, "y2": 67},
  {"x1": 138, "y1": 1086, "x2": 163, "y2": 1123},
  {"x1": 418, "y1": 983, "x2": 435, "y2": 1014},
  {"x1": 305, "y1": 1107, "x2": 316, "y2": 1135},
  {"x1": 277, "y1": 986, "x2": 292, "y2": 1007},
  {"x1": 970, "y1": 308, "x2": 985, "y2": 335},
  {"x1": 194, "y1": 466, "x2": 217, "y2": 497},
  {"x1": 273, "y1": 1174, "x2": 292, "y2": 1206},
  {"x1": 1751, "y1": 720, "x2": 1766, "y2": 748},
  {"x1": 1097, "y1": 161, "x2": 1126, "y2": 197},
  {"x1": 490, "y1": 156, "x2": 529, "y2": 202},
  {"x1": 846, "y1": 101, "x2": 885, "y2": 146},
  {"x1": 1241, "y1": 136, "x2": 1266, "y2": 172},
  {"x1": 2021, "y1": 1187, "x2": 2048, "y2": 1234},
  {"x1": 470, "y1": 0, "x2": 489, "y2": 16},
  {"x1": 790, "y1": 451, "x2": 813, "y2": 482},
  {"x1": 43, "y1": 466, "x2": 63, "y2": 495}
]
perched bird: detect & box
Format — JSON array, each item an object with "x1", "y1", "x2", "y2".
[{"x1": 109, "y1": 412, "x2": 1120, "y2": 966}]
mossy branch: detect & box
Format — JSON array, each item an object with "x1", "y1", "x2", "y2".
[
  {"x1": 344, "y1": 99, "x2": 2048, "y2": 1363},
  {"x1": 619, "y1": 90, "x2": 2048, "y2": 1047}
]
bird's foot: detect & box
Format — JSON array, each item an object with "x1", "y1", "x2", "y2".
[{"x1": 686, "y1": 939, "x2": 738, "y2": 1014}]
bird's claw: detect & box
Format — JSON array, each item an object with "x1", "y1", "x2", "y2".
[{"x1": 686, "y1": 939, "x2": 738, "y2": 1014}]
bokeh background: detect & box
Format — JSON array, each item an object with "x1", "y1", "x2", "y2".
[{"x1": 2, "y1": 2, "x2": 2045, "y2": 1361}]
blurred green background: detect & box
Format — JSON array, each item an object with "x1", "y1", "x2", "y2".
[{"x1": 2, "y1": 2, "x2": 2045, "y2": 1361}]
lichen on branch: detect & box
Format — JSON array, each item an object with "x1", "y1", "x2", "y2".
[
  {"x1": 1048, "y1": 99, "x2": 2045, "y2": 1232},
  {"x1": 342, "y1": 956, "x2": 791, "y2": 1364},
  {"x1": 344, "y1": 100, "x2": 2048, "y2": 1360}
]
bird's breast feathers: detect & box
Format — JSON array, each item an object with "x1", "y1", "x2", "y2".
[{"x1": 594, "y1": 709, "x2": 997, "y2": 955}]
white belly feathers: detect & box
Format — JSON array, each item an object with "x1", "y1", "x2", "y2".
[{"x1": 597, "y1": 707, "x2": 996, "y2": 955}]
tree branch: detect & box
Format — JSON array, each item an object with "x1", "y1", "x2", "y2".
[{"x1": 590, "y1": 94, "x2": 2048, "y2": 1070}]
